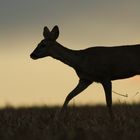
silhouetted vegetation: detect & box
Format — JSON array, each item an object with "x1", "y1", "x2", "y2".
[{"x1": 0, "y1": 104, "x2": 140, "y2": 140}]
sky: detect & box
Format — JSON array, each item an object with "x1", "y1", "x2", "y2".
[{"x1": 1, "y1": 0, "x2": 140, "y2": 107}]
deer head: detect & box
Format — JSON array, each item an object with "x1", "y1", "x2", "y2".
[{"x1": 30, "y1": 25, "x2": 59, "y2": 60}]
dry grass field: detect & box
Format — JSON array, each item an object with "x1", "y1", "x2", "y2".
[{"x1": 0, "y1": 104, "x2": 140, "y2": 140}]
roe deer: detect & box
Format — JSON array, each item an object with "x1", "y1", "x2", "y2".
[{"x1": 30, "y1": 25, "x2": 140, "y2": 118}]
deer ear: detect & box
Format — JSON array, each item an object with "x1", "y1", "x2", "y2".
[
  {"x1": 50, "y1": 25, "x2": 59, "y2": 40},
  {"x1": 43, "y1": 26, "x2": 50, "y2": 38}
]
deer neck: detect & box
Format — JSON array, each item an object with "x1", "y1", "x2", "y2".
[{"x1": 50, "y1": 42, "x2": 79, "y2": 68}]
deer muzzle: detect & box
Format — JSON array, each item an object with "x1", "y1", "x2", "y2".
[{"x1": 30, "y1": 53, "x2": 38, "y2": 60}]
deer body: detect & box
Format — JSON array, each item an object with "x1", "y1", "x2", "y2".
[
  {"x1": 78, "y1": 45, "x2": 140, "y2": 81},
  {"x1": 30, "y1": 25, "x2": 140, "y2": 118}
]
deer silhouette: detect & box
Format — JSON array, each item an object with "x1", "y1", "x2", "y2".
[{"x1": 30, "y1": 25, "x2": 140, "y2": 118}]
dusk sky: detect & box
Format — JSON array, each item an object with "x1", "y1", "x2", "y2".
[{"x1": 1, "y1": 0, "x2": 140, "y2": 107}]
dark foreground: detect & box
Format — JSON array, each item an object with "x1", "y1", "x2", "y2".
[{"x1": 0, "y1": 104, "x2": 140, "y2": 140}]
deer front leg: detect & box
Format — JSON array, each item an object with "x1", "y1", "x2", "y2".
[
  {"x1": 102, "y1": 80, "x2": 114, "y2": 119},
  {"x1": 61, "y1": 79, "x2": 92, "y2": 112}
]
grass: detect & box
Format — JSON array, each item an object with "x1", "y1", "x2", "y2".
[{"x1": 0, "y1": 104, "x2": 140, "y2": 140}]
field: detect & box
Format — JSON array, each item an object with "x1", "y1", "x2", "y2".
[{"x1": 0, "y1": 104, "x2": 140, "y2": 140}]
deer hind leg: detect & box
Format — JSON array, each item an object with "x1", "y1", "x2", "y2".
[
  {"x1": 102, "y1": 80, "x2": 114, "y2": 120},
  {"x1": 61, "y1": 79, "x2": 92, "y2": 113}
]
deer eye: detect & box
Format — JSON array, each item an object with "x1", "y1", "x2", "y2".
[{"x1": 41, "y1": 44, "x2": 46, "y2": 48}]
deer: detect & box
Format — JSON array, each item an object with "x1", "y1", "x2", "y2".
[{"x1": 30, "y1": 25, "x2": 140, "y2": 119}]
